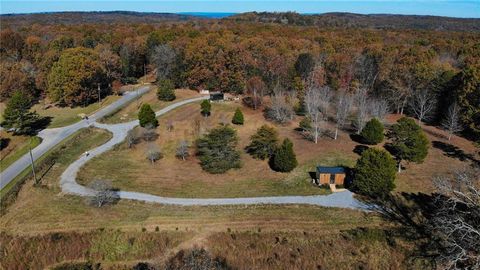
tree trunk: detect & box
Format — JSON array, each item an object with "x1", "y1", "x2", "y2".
[
  {"x1": 334, "y1": 127, "x2": 338, "y2": 140},
  {"x1": 398, "y1": 161, "x2": 402, "y2": 173},
  {"x1": 448, "y1": 133, "x2": 452, "y2": 141}
]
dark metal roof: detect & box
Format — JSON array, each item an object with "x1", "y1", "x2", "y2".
[{"x1": 316, "y1": 166, "x2": 345, "y2": 174}]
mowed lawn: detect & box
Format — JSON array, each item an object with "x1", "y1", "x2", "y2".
[
  {"x1": 100, "y1": 88, "x2": 200, "y2": 124},
  {"x1": 31, "y1": 94, "x2": 121, "y2": 128},
  {"x1": 78, "y1": 102, "x2": 359, "y2": 198},
  {"x1": 0, "y1": 131, "x2": 42, "y2": 172}
]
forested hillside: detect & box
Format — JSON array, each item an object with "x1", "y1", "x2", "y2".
[
  {"x1": 1, "y1": 12, "x2": 479, "y2": 138},
  {"x1": 229, "y1": 12, "x2": 480, "y2": 31}
]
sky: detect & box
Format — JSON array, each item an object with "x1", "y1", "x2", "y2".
[{"x1": 1, "y1": 1, "x2": 479, "y2": 18}]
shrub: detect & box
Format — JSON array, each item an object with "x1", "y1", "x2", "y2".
[
  {"x1": 201, "y1": 99, "x2": 211, "y2": 116},
  {"x1": 146, "y1": 146, "x2": 162, "y2": 164},
  {"x1": 138, "y1": 104, "x2": 158, "y2": 128},
  {"x1": 231, "y1": 108, "x2": 244, "y2": 125},
  {"x1": 87, "y1": 179, "x2": 120, "y2": 208},
  {"x1": 245, "y1": 125, "x2": 279, "y2": 160},
  {"x1": 269, "y1": 138, "x2": 298, "y2": 172},
  {"x1": 352, "y1": 148, "x2": 396, "y2": 198},
  {"x1": 360, "y1": 118, "x2": 384, "y2": 145},
  {"x1": 157, "y1": 79, "x2": 176, "y2": 101},
  {"x1": 164, "y1": 248, "x2": 230, "y2": 270},
  {"x1": 196, "y1": 125, "x2": 241, "y2": 173},
  {"x1": 299, "y1": 116, "x2": 312, "y2": 131}
]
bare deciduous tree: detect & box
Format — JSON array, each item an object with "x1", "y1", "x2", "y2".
[
  {"x1": 432, "y1": 168, "x2": 480, "y2": 269},
  {"x1": 304, "y1": 84, "x2": 331, "y2": 143},
  {"x1": 87, "y1": 179, "x2": 119, "y2": 208},
  {"x1": 334, "y1": 93, "x2": 353, "y2": 140},
  {"x1": 166, "y1": 119, "x2": 174, "y2": 132},
  {"x1": 126, "y1": 129, "x2": 140, "y2": 148},
  {"x1": 409, "y1": 89, "x2": 436, "y2": 123},
  {"x1": 146, "y1": 144, "x2": 162, "y2": 164},
  {"x1": 140, "y1": 124, "x2": 158, "y2": 141},
  {"x1": 354, "y1": 88, "x2": 370, "y2": 134},
  {"x1": 442, "y1": 102, "x2": 463, "y2": 141},
  {"x1": 151, "y1": 44, "x2": 176, "y2": 81},
  {"x1": 176, "y1": 140, "x2": 190, "y2": 161},
  {"x1": 369, "y1": 98, "x2": 389, "y2": 123},
  {"x1": 266, "y1": 87, "x2": 294, "y2": 124}
]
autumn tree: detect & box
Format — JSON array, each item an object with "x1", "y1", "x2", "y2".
[
  {"x1": 455, "y1": 64, "x2": 480, "y2": 138},
  {"x1": 151, "y1": 44, "x2": 176, "y2": 81},
  {"x1": 87, "y1": 179, "x2": 120, "y2": 208},
  {"x1": 294, "y1": 53, "x2": 315, "y2": 80},
  {"x1": 0, "y1": 61, "x2": 37, "y2": 101},
  {"x1": 95, "y1": 44, "x2": 121, "y2": 87},
  {"x1": 47, "y1": 47, "x2": 105, "y2": 106},
  {"x1": 409, "y1": 89, "x2": 436, "y2": 123},
  {"x1": 245, "y1": 76, "x2": 265, "y2": 110},
  {"x1": 334, "y1": 92, "x2": 353, "y2": 140}
]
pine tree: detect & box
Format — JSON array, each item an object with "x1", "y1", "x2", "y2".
[
  {"x1": 388, "y1": 117, "x2": 429, "y2": 172},
  {"x1": 200, "y1": 99, "x2": 211, "y2": 117},
  {"x1": 246, "y1": 125, "x2": 278, "y2": 160},
  {"x1": 138, "y1": 104, "x2": 158, "y2": 128},
  {"x1": 360, "y1": 118, "x2": 384, "y2": 145},
  {"x1": 196, "y1": 125, "x2": 241, "y2": 173},
  {"x1": 2, "y1": 91, "x2": 40, "y2": 135},
  {"x1": 231, "y1": 108, "x2": 244, "y2": 125},
  {"x1": 352, "y1": 148, "x2": 396, "y2": 198},
  {"x1": 270, "y1": 138, "x2": 298, "y2": 172},
  {"x1": 157, "y1": 79, "x2": 176, "y2": 101}
]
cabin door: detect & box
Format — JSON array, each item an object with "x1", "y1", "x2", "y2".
[{"x1": 329, "y1": 174, "x2": 335, "y2": 184}]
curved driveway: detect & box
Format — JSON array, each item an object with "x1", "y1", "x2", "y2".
[
  {"x1": 59, "y1": 96, "x2": 368, "y2": 210},
  {"x1": 0, "y1": 86, "x2": 151, "y2": 190}
]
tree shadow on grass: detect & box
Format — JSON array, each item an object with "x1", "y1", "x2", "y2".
[
  {"x1": 0, "y1": 137, "x2": 10, "y2": 151},
  {"x1": 432, "y1": 141, "x2": 480, "y2": 166}
]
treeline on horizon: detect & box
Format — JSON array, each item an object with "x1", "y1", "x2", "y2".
[{"x1": 0, "y1": 12, "x2": 479, "y2": 139}]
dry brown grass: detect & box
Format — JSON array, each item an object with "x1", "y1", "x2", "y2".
[
  {"x1": 100, "y1": 88, "x2": 200, "y2": 124},
  {"x1": 78, "y1": 101, "x2": 358, "y2": 197}
]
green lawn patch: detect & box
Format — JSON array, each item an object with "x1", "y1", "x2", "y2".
[{"x1": 0, "y1": 136, "x2": 42, "y2": 172}]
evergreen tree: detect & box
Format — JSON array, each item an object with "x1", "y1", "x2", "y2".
[
  {"x1": 196, "y1": 125, "x2": 241, "y2": 174},
  {"x1": 246, "y1": 125, "x2": 279, "y2": 160},
  {"x1": 201, "y1": 99, "x2": 211, "y2": 117},
  {"x1": 157, "y1": 79, "x2": 176, "y2": 101},
  {"x1": 138, "y1": 104, "x2": 158, "y2": 128},
  {"x1": 299, "y1": 116, "x2": 312, "y2": 132},
  {"x1": 2, "y1": 91, "x2": 40, "y2": 135},
  {"x1": 388, "y1": 117, "x2": 429, "y2": 172},
  {"x1": 360, "y1": 118, "x2": 384, "y2": 145},
  {"x1": 352, "y1": 148, "x2": 396, "y2": 198},
  {"x1": 231, "y1": 108, "x2": 244, "y2": 125},
  {"x1": 270, "y1": 138, "x2": 298, "y2": 172}
]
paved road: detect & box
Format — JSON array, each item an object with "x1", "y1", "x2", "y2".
[
  {"x1": 0, "y1": 86, "x2": 151, "y2": 190},
  {"x1": 60, "y1": 96, "x2": 368, "y2": 210}
]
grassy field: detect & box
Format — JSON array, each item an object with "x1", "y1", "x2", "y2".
[
  {"x1": 78, "y1": 102, "x2": 359, "y2": 197},
  {"x1": 100, "y1": 88, "x2": 200, "y2": 124},
  {"x1": 31, "y1": 95, "x2": 120, "y2": 128},
  {"x1": 0, "y1": 133, "x2": 42, "y2": 172}
]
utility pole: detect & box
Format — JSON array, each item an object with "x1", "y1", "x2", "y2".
[
  {"x1": 28, "y1": 139, "x2": 38, "y2": 185},
  {"x1": 98, "y1": 83, "x2": 101, "y2": 105}
]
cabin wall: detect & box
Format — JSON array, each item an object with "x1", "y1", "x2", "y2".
[
  {"x1": 335, "y1": 174, "x2": 345, "y2": 185},
  {"x1": 317, "y1": 173, "x2": 345, "y2": 185}
]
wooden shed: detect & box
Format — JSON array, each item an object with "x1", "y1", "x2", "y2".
[{"x1": 316, "y1": 166, "x2": 346, "y2": 186}]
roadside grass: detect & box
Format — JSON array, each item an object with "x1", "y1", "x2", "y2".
[
  {"x1": 100, "y1": 88, "x2": 200, "y2": 124},
  {"x1": 0, "y1": 135, "x2": 42, "y2": 172},
  {"x1": 0, "y1": 128, "x2": 112, "y2": 210},
  {"x1": 0, "y1": 102, "x2": 5, "y2": 122},
  {"x1": 0, "y1": 136, "x2": 42, "y2": 172},
  {"x1": 31, "y1": 95, "x2": 120, "y2": 128}
]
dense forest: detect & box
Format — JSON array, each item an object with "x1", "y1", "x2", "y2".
[{"x1": 1, "y1": 12, "x2": 479, "y2": 139}]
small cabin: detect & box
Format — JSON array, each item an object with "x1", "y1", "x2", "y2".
[
  {"x1": 316, "y1": 166, "x2": 346, "y2": 186},
  {"x1": 210, "y1": 92, "x2": 224, "y2": 101}
]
